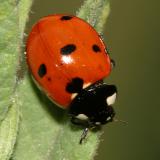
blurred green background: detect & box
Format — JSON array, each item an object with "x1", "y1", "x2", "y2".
[{"x1": 26, "y1": 0, "x2": 160, "y2": 160}]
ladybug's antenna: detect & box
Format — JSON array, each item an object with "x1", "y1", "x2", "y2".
[
  {"x1": 79, "y1": 128, "x2": 89, "y2": 144},
  {"x1": 113, "y1": 118, "x2": 128, "y2": 125}
]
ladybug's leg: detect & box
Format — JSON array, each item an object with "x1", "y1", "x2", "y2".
[
  {"x1": 71, "y1": 117, "x2": 82, "y2": 125},
  {"x1": 79, "y1": 128, "x2": 89, "y2": 144},
  {"x1": 111, "y1": 59, "x2": 116, "y2": 69}
]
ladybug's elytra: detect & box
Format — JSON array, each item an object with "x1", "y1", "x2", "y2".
[{"x1": 26, "y1": 14, "x2": 117, "y2": 143}]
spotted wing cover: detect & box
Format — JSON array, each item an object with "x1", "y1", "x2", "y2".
[{"x1": 26, "y1": 14, "x2": 111, "y2": 107}]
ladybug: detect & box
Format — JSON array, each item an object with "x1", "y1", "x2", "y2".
[{"x1": 26, "y1": 14, "x2": 117, "y2": 143}]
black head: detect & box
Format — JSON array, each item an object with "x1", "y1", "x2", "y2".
[{"x1": 69, "y1": 81, "x2": 117, "y2": 127}]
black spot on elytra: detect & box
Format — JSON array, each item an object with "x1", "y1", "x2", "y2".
[
  {"x1": 92, "y1": 44, "x2": 101, "y2": 52},
  {"x1": 38, "y1": 64, "x2": 47, "y2": 78},
  {"x1": 47, "y1": 77, "x2": 51, "y2": 81},
  {"x1": 61, "y1": 44, "x2": 76, "y2": 55},
  {"x1": 61, "y1": 16, "x2": 73, "y2": 20},
  {"x1": 66, "y1": 77, "x2": 84, "y2": 93}
]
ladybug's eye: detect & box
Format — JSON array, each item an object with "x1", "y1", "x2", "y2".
[{"x1": 92, "y1": 44, "x2": 101, "y2": 52}]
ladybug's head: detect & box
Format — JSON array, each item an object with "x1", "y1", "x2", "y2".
[{"x1": 69, "y1": 81, "x2": 117, "y2": 127}]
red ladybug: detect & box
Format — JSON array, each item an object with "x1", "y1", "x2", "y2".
[{"x1": 26, "y1": 14, "x2": 117, "y2": 143}]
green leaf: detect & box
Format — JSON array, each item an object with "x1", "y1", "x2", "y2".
[
  {"x1": 0, "y1": 0, "x2": 19, "y2": 122},
  {"x1": 10, "y1": 0, "x2": 111, "y2": 160},
  {"x1": 77, "y1": 0, "x2": 110, "y2": 34},
  {"x1": 0, "y1": 0, "x2": 33, "y2": 121},
  {"x1": 19, "y1": 0, "x2": 34, "y2": 39},
  {"x1": 12, "y1": 75, "x2": 102, "y2": 160},
  {"x1": 0, "y1": 0, "x2": 32, "y2": 160},
  {"x1": 0, "y1": 95, "x2": 20, "y2": 160}
]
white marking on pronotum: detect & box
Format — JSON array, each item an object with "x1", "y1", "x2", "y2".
[
  {"x1": 76, "y1": 114, "x2": 89, "y2": 121},
  {"x1": 71, "y1": 83, "x2": 91, "y2": 100},
  {"x1": 71, "y1": 93, "x2": 78, "y2": 100},
  {"x1": 83, "y1": 82, "x2": 91, "y2": 89},
  {"x1": 106, "y1": 93, "x2": 117, "y2": 106}
]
